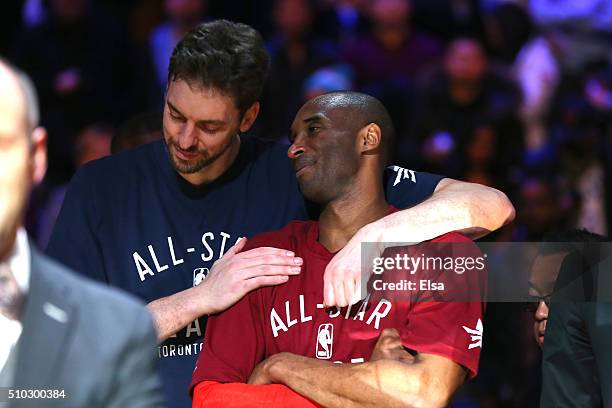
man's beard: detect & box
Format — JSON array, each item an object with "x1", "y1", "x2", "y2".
[{"x1": 166, "y1": 137, "x2": 235, "y2": 174}]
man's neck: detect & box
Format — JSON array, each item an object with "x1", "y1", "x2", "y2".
[
  {"x1": 178, "y1": 136, "x2": 241, "y2": 187},
  {"x1": 318, "y1": 181, "x2": 388, "y2": 253}
]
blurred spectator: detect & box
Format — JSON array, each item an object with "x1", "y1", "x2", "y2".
[
  {"x1": 484, "y1": 3, "x2": 532, "y2": 66},
  {"x1": 409, "y1": 37, "x2": 521, "y2": 182},
  {"x1": 511, "y1": 177, "x2": 578, "y2": 242},
  {"x1": 11, "y1": 0, "x2": 134, "y2": 186},
  {"x1": 302, "y1": 64, "x2": 354, "y2": 101},
  {"x1": 313, "y1": 0, "x2": 370, "y2": 45},
  {"x1": 513, "y1": 35, "x2": 560, "y2": 152},
  {"x1": 111, "y1": 112, "x2": 163, "y2": 154},
  {"x1": 527, "y1": 229, "x2": 606, "y2": 349},
  {"x1": 341, "y1": 0, "x2": 444, "y2": 158},
  {"x1": 256, "y1": 0, "x2": 338, "y2": 141},
  {"x1": 529, "y1": 0, "x2": 612, "y2": 75},
  {"x1": 343, "y1": 0, "x2": 443, "y2": 85},
  {"x1": 149, "y1": 0, "x2": 208, "y2": 95},
  {"x1": 411, "y1": 0, "x2": 485, "y2": 42},
  {"x1": 538, "y1": 229, "x2": 611, "y2": 407},
  {"x1": 36, "y1": 123, "x2": 112, "y2": 249}
]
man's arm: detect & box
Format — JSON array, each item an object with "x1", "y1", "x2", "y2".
[
  {"x1": 325, "y1": 178, "x2": 513, "y2": 306},
  {"x1": 248, "y1": 329, "x2": 466, "y2": 408},
  {"x1": 148, "y1": 237, "x2": 301, "y2": 340}
]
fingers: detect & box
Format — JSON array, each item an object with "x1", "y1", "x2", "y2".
[
  {"x1": 241, "y1": 264, "x2": 301, "y2": 279},
  {"x1": 240, "y1": 246, "x2": 296, "y2": 259},
  {"x1": 224, "y1": 236, "x2": 247, "y2": 257},
  {"x1": 323, "y1": 268, "x2": 336, "y2": 307},
  {"x1": 245, "y1": 275, "x2": 290, "y2": 291}
]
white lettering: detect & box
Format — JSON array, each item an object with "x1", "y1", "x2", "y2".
[
  {"x1": 285, "y1": 301, "x2": 298, "y2": 328},
  {"x1": 185, "y1": 319, "x2": 202, "y2": 338},
  {"x1": 148, "y1": 245, "x2": 169, "y2": 273},
  {"x1": 366, "y1": 300, "x2": 392, "y2": 329},
  {"x1": 299, "y1": 295, "x2": 312, "y2": 322},
  {"x1": 201, "y1": 232, "x2": 214, "y2": 261},
  {"x1": 133, "y1": 251, "x2": 154, "y2": 281},
  {"x1": 270, "y1": 307, "x2": 289, "y2": 338},
  {"x1": 168, "y1": 236, "x2": 184, "y2": 266},
  {"x1": 219, "y1": 232, "x2": 231, "y2": 257}
]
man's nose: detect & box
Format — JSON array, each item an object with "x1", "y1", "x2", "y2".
[
  {"x1": 178, "y1": 122, "x2": 198, "y2": 149},
  {"x1": 288, "y1": 143, "x2": 305, "y2": 159},
  {"x1": 535, "y1": 301, "x2": 549, "y2": 320}
]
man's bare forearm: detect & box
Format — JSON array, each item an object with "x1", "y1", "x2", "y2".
[
  {"x1": 261, "y1": 353, "x2": 461, "y2": 408},
  {"x1": 370, "y1": 178, "x2": 514, "y2": 244},
  {"x1": 147, "y1": 286, "x2": 211, "y2": 341}
]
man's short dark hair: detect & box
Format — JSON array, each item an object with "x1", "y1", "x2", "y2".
[{"x1": 168, "y1": 19, "x2": 270, "y2": 114}]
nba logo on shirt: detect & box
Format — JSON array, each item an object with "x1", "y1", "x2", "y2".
[
  {"x1": 316, "y1": 323, "x2": 334, "y2": 359},
  {"x1": 193, "y1": 268, "x2": 209, "y2": 287}
]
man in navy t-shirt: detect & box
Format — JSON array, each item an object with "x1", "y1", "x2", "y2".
[{"x1": 47, "y1": 20, "x2": 513, "y2": 408}]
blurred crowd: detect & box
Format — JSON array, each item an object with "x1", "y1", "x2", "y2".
[{"x1": 2, "y1": 0, "x2": 611, "y2": 406}]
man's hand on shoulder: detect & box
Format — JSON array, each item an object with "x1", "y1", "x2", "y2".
[
  {"x1": 148, "y1": 238, "x2": 302, "y2": 340},
  {"x1": 200, "y1": 238, "x2": 303, "y2": 314},
  {"x1": 323, "y1": 224, "x2": 383, "y2": 307}
]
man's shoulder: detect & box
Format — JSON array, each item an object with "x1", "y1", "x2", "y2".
[
  {"x1": 242, "y1": 220, "x2": 313, "y2": 252},
  {"x1": 73, "y1": 140, "x2": 162, "y2": 182}
]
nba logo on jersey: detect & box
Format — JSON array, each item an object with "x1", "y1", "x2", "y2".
[
  {"x1": 193, "y1": 268, "x2": 209, "y2": 287},
  {"x1": 316, "y1": 323, "x2": 334, "y2": 359}
]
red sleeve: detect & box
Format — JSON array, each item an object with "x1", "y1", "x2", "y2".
[
  {"x1": 391, "y1": 232, "x2": 487, "y2": 378},
  {"x1": 190, "y1": 222, "x2": 305, "y2": 393},
  {"x1": 190, "y1": 290, "x2": 265, "y2": 390},
  {"x1": 192, "y1": 381, "x2": 323, "y2": 408}
]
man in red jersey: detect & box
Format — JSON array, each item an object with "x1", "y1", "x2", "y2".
[{"x1": 191, "y1": 91, "x2": 486, "y2": 407}]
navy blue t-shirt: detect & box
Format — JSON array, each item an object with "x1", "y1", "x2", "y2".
[{"x1": 46, "y1": 137, "x2": 443, "y2": 408}]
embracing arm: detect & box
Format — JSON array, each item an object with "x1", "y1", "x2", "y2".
[
  {"x1": 324, "y1": 178, "x2": 513, "y2": 306},
  {"x1": 379, "y1": 178, "x2": 515, "y2": 242}
]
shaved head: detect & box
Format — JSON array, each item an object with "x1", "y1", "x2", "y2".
[
  {"x1": 307, "y1": 91, "x2": 395, "y2": 166},
  {"x1": 0, "y1": 59, "x2": 46, "y2": 261},
  {"x1": 0, "y1": 58, "x2": 39, "y2": 133}
]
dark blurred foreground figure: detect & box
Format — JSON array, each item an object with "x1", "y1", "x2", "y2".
[
  {"x1": 0, "y1": 59, "x2": 163, "y2": 407},
  {"x1": 538, "y1": 230, "x2": 612, "y2": 407}
]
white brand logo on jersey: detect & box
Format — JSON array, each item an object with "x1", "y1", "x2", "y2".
[
  {"x1": 193, "y1": 268, "x2": 209, "y2": 287},
  {"x1": 390, "y1": 166, "x2": 417, "y2": 186},
  {"x1": 316, "y1": 323, "x2": 334, "y2": 359},
  {"x1": 462, "y1": 318, "x2": 483, "y2": 349}
]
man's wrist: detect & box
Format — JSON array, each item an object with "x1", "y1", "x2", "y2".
[
  {"x1": 187, "y1": 283, "x2": 212, "y2": 317},
  {"x1": 265, "y1": 352, "x2": 291, "y2": 383},
  {"x1": 362, "y1": 219, "x2": 388, "y2": 250}
]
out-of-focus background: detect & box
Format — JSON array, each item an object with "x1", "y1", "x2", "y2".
[{"x1": 3, "y1": 0, "x2": 611, "y2": 406}]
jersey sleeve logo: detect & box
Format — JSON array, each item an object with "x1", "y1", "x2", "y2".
[
  {"x1": 462, "y1": 318, "x2": 483, "y2": 349},
  {"x1": 390, "y1": 166, "x2": 417, "y2": 186}
]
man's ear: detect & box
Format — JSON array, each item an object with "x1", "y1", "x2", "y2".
[
  {"x1": 240, "y1": 102, "x2": 260, "y2": 133},
  {"x1": 31, "y1": 126, "x2": 47, "y2": 186},
  {"x1": 360, "y1": 123, "x2": 382, "y2": 155}
]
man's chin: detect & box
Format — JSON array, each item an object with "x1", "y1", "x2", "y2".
[{"x1": 167, "y1": 147, "x2": 213, "y2": 174}]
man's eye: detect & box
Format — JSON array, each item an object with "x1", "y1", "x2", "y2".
[
  {"x1": 200, "y1": 126, "x2": 221, "y2": 134},
  {"x1": 170, "y1": 112, "x2": 185, "y2": 122},
  {"x1": 308, "y1": 126, "x2": 320, "y2": 133}
]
